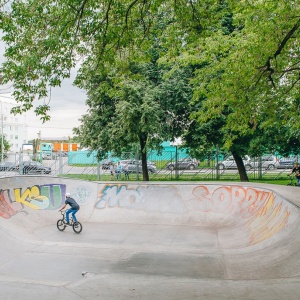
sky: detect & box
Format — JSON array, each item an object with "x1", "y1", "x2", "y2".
[{"x1": 0, "y1": 38, "x2": 88, "y2": 141}]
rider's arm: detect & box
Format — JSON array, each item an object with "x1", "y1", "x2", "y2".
[
  {"x1": 288, "y1": 167, "x2": 295, "y2": 175},
  {"x1": 59, "y1": 203, "x2": 67, "y2": 211}
]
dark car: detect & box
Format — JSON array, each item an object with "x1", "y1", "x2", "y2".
[
  {"x1": 0, "y1": 162, "x2": 17, "y2": 171},
  {"x1": 166, "y1": 158, "x2": 199, "y2": 170},
  {"x1": 17, "y1": 161, "x2": 51, "y2": 174}
]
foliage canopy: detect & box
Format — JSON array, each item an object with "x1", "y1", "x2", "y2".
[{"x1": 1, "y1": 1, "x2": 300, "y2": 180}]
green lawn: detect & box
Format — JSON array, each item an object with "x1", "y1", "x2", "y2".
[{"x1": 61, "y1": 173, "x2": 295, "y2": 186}]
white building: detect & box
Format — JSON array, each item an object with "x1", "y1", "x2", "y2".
[{"x1": 0, "y1": 98, "x2": 28, "y2": 153}]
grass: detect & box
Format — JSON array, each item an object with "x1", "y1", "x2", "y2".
[{"x1": 60, "y1": 173, "x2": 296, "y2": 186}]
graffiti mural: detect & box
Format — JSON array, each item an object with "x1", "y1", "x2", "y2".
[
  {"x1": 96, "y1": 185, "x2": 141, "y2": 209},
  {"x1": 0, "y1": 183, "x2": 70, "y2": 219},
  {"x1": 13, "y1": 184, "x2": 67, "y2": 210},
  {"x1": 96, "y1": 184, "x2": 187, "y2": 213},
  {"x1": 187, "y1": 185, "x2": 291, "y2": 245},
  {"x1": 96, "y1": 184, "x2": 292, "y2": 245},
  {"x1": 0, "y1": 189, "x2": 24, "y2": 219}
]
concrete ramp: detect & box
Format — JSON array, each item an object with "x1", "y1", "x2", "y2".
[{"x1": 0, "y1": 176, "x2": 300, "y2": 299}]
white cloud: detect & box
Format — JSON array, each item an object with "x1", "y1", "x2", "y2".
[
  {"x1": 26, "y1": 75, "x2": 88, "y2": 140},
  {"x1": 0, "y1": 36, "x2": 88, "y2": 141}
]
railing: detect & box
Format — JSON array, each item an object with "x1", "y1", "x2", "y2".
[{"x1": 0, "y1": 151, "x2": 296, "y2": 182}]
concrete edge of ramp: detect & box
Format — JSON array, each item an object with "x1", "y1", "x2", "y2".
[{"x1": 0, "y1": 176, "x2": 299, "y2": 250}]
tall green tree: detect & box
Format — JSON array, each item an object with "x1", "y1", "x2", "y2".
[
  {"x1": 188, "y1": 1, "x2": 300, "y2": 148},
  {"x1": 1, "y1": 0, "x2": 300, "y2": 182},
  {"x1": 0, "y1": 0, "x2": 224, "y2": 119},
  {"x1": 74, "y1": 49, "x2": 193, "y2": 181}
]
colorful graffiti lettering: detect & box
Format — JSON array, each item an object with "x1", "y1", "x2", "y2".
[
  {"x1": 188, "y1": 185, "x2": 290, "y2": 245},
  {"x1": 187, "y1": 185, "x2": 272, "y2": 218},
  {"x1": 0, "y1": 189, "x2": 24, "y2": 219},
  {"x1": 96, "y1": 185, "x2": 140, "y2": 209},
  {"x1": 13, "y1": 184, "x2": 67, "y2": 210},
  {"x1": 97, "y1": 184, "x2": 291, "y2": 246},
  {"x1": 0, "y1": 183, "x2": 90, "y2": 219}
]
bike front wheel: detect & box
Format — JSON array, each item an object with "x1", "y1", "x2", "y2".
[
  {"x1": 72, "y1": 221, "x2": 82, "y2": 234},
  {"x1": 57, "y1": 219, "x2": 66, "y2": 231}
]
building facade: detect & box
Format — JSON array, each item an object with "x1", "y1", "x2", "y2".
[{"x1": 0, "y1": 99, "x2": 28, "y2": 153}]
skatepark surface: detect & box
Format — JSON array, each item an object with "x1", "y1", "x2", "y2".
[{"x1": 0, "y1": 176, "x2": 300, "y2": 299}]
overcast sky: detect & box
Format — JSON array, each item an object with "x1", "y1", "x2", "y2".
[{"x1": 0, "y1": 37, "x2": 88, "y2": 141}]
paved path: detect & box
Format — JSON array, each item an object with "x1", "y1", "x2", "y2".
[{"x1": 0, "y1": 176, "x2": 300, "y2": 299}]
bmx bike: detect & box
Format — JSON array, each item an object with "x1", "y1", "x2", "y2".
[
  {"x1": 287, "y1": 175, "x2": 298, "y2": 186},
  {"x1": 57, "y1": 210, "x2": 83, "y2": 234}
]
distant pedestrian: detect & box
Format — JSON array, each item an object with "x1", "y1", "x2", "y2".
[
  {"x1": 116, "y1": 161, "x2": 123, "y2": 180},
  {"x1": 110, "y1": 162, "x2": 115, "y2": 180},
  {"x1": 123, "y1": 162, "x2": 129, "y2": 180}
]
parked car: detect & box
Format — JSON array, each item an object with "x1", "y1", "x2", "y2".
[
  {"x1": 120, "y1": 160, "x2": 157, "y2": 174},
  {"x1": 0, "y1": 162, "x2": 17, "y2": 171},
  {"x1": 17, "y1": 161, "x2": 51, "y2": 174},
  {"x1": 42, "y1": 153, "x2": 52, "y2": 160},
  {"x1": 56, "y1": 151, "x2": 68, "y2": 157},
  {"x1": 166, "y1": 158, "x2": 199, "y2": 170},
  {"x1": 250, "y1": 155, "x2": 279, "y2": 170},
  {"x1": 216, "y1": 155, "x2": 251, "y2": 171},
  {"x1": 102, "y1": 159, "x2": 114, "y2": 170},
  {"x1": 278, "y1": 156, "x2": 298, "y2": 169}
]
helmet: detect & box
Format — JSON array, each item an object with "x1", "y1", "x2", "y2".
[{"x1": 65, "y1": 192, "x2": 71, "y2": 197}]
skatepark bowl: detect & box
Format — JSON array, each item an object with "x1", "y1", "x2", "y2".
[{"x1": 0, "y1": 176, "x2": 300, "y2": 299}]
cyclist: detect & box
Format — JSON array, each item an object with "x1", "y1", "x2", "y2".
[
  {"x1": 59, "y1": 193, "x2": 80, "y2": 224},
  {"x1": 288, "y1": 162, "x2": 300, "y2": 187}
]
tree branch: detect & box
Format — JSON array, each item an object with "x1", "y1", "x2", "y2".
[{"x1": 256, "y1": 18, "x2": 300, "y2": 86}]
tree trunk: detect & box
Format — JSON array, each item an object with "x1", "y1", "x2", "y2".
[
  {"x1": 139, "y1": 134, "x2": 149, "y2": 181},
  {"x1": 232, "y1": 152, "x2": 249, "y2": 182}
]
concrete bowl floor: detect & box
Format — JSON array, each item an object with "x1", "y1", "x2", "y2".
[{"x1": 0, "y1": 176, "x2": 300, "y2": 299}]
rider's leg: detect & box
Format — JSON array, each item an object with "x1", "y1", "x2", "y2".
[
  {"x1": 71, "y1": 209, "x2": 78, "y2": 222},
  {"x1": 66, "y1": 208, "x2": 73, "y2": 223}
]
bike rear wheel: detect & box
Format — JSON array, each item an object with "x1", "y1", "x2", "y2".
[
  {"x1": 57, "y1": 219, "x2": 66, "y2": 231},
  {"x1": 72, "y1": 221, "x2": 82, "y2": 234}
]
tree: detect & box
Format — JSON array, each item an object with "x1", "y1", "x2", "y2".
[
  {"x1": 1, "y1": 0, "x2": 300, "y2": 182},
  {"x1": 74, "y1": 48, "x2": 193, "y2": 181},
  {"x1": 176, "y1": 1, "x2": 300, "y2": 181},
  {"x1": 188, "y1": 1, "x2": 300, "y2": 149},
  {"x1": 0, "y1": 0, "x2": 225, "y2": 118}
]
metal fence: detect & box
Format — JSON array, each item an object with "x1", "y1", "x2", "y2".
[{"x1": 0, "y1": 151, "x2": 296, "y2": 182}]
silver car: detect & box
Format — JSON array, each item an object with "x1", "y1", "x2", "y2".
[
  {"x1": 250, "y1": 155, "x2": 279, "y2": 170},
  {"x1": 120, "y1": 160, "x2": 157, "y2": 174},
  {"x1": 216, "y1": 155, "x2": 252, "y2": 171}
]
